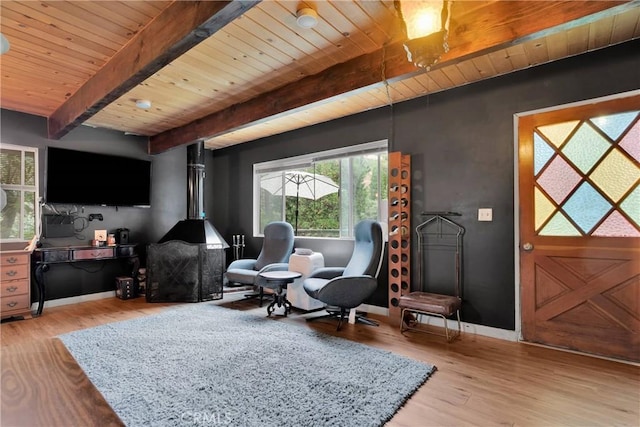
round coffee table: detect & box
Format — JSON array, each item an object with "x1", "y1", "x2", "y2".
[{"x1": 258, "y1": 270, "x2": 302, "y2": 317}]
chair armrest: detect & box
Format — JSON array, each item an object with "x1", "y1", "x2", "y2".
[
  {"x1": 307, "y1": 267, "x2": 345, "y2": 280},
  {"x1": 257, "y1": 263, "x2": 289, "y2": 273},
  {"x1": 316, "y1": 275, "x2": 378, "y2": 309},
  {"x1": 227, "y1": 259, "x2": 257, "y2": 270}
]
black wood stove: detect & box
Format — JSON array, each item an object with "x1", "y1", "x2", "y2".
[{"x1": 146, "y1": 142, "x2": 228, "y2": 303}]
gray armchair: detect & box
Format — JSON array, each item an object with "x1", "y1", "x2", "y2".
[
  {"x1": 224, "y1": 221, "x2": 295, "y2": 305},
  {"x1": 303, "y1": 219, "x2": 384, "y2": 330}
]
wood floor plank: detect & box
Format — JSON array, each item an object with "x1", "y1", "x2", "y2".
[
  {"x1": 1, "y1": 339, "x2": 123, "y2": 426},
  {"x1": 1, "y1": 295, "x2": 638, "y2": 426}
]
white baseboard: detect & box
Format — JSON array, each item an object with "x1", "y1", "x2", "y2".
[
  {"x1": 459, "y1": 320, "x2": 518, "y2": 341},
  {"x1": 360, "y1": 303, "x2": 389, "y2": 317},
  {"x1": 31, "y1": 290, "x2": 116, "y2": 312},
  {"x1": 359, "y1": 304, "x2": 518, "y2": 342},
  {"x1": 30, "y1": 295, "x2": 517, "y2": 341}
]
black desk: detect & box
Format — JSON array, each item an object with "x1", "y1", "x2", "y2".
[{"x1": 32, "y1": 244, "x2": 139, "y2": 316}]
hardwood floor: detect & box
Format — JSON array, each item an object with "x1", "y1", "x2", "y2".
[{"x1": 2, "y1": 295, "x2": 638, "y2": 427}]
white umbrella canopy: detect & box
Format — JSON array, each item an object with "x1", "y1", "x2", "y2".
[
  {"x1": 260, "y1": 170, "x2": 339, "y2": 233},
  {"x1": 260, "y1": 170, "x2": 339, "y2": 200}
]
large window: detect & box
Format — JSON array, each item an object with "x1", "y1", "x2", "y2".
[
  {"x1": 0, "y1": 144, "x2": 39, "y2": 242},
  {"x1": 254, "y1": 141, "x2": 388, "y2": 238}
]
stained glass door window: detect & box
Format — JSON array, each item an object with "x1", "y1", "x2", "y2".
[{"x1": 533, "y1": 111, "x2": 640, "y2": 237}]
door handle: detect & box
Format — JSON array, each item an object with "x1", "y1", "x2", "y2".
[{"x1": 522, "y1": 242, "x2": 534, "y2": 251}]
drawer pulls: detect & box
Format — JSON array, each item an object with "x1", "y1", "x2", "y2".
[{"x1": 1, "y1": 251, "x2": 30, "y2": 319}]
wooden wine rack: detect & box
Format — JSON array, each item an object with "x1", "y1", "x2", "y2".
[{"x1": 388, "y1": 152, "x2": 411, "y2": 326}]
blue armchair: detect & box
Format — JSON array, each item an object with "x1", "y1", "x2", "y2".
[
  {"x1": 224, "y1": 221, "x2": 294, "y2": 305},
  {"x1": 303, "y1": 219, "x2": 384, "y2": 330}
]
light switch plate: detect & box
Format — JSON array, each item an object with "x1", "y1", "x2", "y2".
[
  {"x1": 94, "y1": 229, "x2": 107, "y2": 241},
  {"x1": 478, "y1": 208, "x2": 493, "y2": 221}
]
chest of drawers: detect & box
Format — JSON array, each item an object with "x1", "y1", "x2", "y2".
[{"x1": 1, "y1": 247, "x2": 32, "y2": 320}]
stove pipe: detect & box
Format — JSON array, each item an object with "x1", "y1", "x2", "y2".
[
  {"x1": 187, "y1": 140, "x2": 205, "y2": 220},
  {"x1": 158, "y1": 141, "x2": 229, "y2": 248}
]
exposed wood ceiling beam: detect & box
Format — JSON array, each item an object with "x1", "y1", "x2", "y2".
[
  {"x1": 47, "y1": 0, "x2": 260, "y2": 140},
  {"x1": 149, "y1": 0, "x2": 633, "y2": 154}
]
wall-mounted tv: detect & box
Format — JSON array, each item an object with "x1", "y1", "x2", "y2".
[{"x1": 45, "y1": 147, "x2": 152, "y2": 207}]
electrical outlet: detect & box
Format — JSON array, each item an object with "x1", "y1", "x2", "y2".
[{"x1": 478, "y1": 208, "x2": 493, "y2": 222}]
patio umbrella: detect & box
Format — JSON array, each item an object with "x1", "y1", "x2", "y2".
[{"x1": 260, "y1": 170, "x2": 339, "y2": 233}]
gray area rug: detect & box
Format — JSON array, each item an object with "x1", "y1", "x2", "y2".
[{"x1": 59, "y1": 303, "x2": 435, "y2": 427}]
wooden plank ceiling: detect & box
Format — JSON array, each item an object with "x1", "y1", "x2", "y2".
[{"x1": 1, "y1": 1, "x2": 639, "y2": 154}]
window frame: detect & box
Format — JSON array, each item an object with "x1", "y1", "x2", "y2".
[
  {"x1": 253, "y1": 140, "x2": 388, "y2": 238},
  {"x1": 0, "y1": 143, "x2": 40, "y2": 243}
]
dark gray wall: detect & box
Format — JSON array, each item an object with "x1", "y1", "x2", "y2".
[
  {"x1": 2, "y1": 39, "x2": 637, "y2": 321},
  {"x1": 1, "y1": 110, "x2": 156, "y2": 244},
  {"x1": 208, "y1": 109, "x2": 389, "y2": 265},
  {"x1": 0, "y1": 110, "x2": 185, "y2": 299},
  {"x1": 209, "y1": 39, "x2": 640, "y2": 330},
  {"x1": 148, "y1": 145, "x2": 187, "y2": 242}
]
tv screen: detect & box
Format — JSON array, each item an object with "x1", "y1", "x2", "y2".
[{"x1": 45, "y1": 147, "x2": 152, "y2": 207}]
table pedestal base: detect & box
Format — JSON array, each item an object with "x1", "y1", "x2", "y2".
[{"x1": 266, "y1": 285, "x2": 292, "y2": 317}]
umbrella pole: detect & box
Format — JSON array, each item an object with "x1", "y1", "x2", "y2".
[{"x1": 295, "y1": 185, "x2": 300, "y2": 234}]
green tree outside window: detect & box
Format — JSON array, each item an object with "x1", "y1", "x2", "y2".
[
  {"x1": 256, "y1": 142, "x2": 388, "y2": 238},
  {"x1": 1, "y1": 145, "x2": 38, "y2": 241}
]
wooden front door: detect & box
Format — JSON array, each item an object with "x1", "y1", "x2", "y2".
[{"x1": 518, "y1": 93, "x2": 640, "y2": 362}]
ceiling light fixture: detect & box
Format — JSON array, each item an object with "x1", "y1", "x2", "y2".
[
  {"x1": 0, "y1": 33, "x2": 10, "y2": 55},
  {"x1": 395, "y1": 0, "x2": 452, "y2": 70},
  {"x1": 296, "y1": 7, "x2": 319, "y2": 29},
  {"x1": 135, "y1": 99, "x2": 152, "y2": 109}
]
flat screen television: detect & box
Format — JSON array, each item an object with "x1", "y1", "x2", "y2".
[{"x1": 45, "y1": 147, "x2": 152, "y2": 207}]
